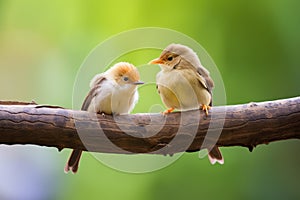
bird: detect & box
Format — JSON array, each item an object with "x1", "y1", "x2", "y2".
[
  {"x1": 149, "y1": 43, "x2": 224, "y2": 165},
  {"x1": 64, "y1": 62, "x2": 144, "y2": 173}
]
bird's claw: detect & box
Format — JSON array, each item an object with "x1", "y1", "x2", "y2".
[
  {"x1": 201, "y1": 105, "x2": 211, "y2": 116},
  {"x1": 162, "y1": 107, "x2": 175, "y2": 115}
]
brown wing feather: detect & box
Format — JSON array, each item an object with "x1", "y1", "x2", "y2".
[
  {"x1": 196, "y1": 66, "x2": 214, "y2": 92},
  {"x1": 81, "y1": 76, "x2": 106, "y2": 111},
  {"x1": 178, "y1": 58, "x2": 214, "y2": 93},
  {"x1": 195, "y1": 66, "x2": 214, "y2": 106},
  {"x1": 81, "y1": 87, "x2": 97, "y2": 111}
]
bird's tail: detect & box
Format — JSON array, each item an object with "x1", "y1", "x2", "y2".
[
  {"x1": 208, "y1": 146, "x2": 224, "y2": 165},
  {"x1": 64, "y1": 149, "x2": 82, "y2": 174}
]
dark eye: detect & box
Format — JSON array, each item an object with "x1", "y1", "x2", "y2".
[
  {"x1": 123, "y1": 77, "x2": 129, "y2": 81},
  {"x1": 167, "y1": 56, "x2": 173, "y2": 61}
]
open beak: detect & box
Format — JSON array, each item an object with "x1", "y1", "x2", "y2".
[
  {"x1": 149, "y1": 58, "x2": 164, "y2": 65},
  {"x1": 132, "y1": 81, "x2": 144, "y2": 85}
]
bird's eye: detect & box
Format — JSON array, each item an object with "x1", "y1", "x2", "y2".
[
  {"x1": 123, "y1": 77, "x2": 129, "y2": 81},
  {"x1": 167, "y1": 56, "x2": 173, "y2": 61}
]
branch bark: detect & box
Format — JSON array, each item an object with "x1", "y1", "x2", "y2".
[{"x1": 0, "y1": 97, "x2": 299, "y2": 154}]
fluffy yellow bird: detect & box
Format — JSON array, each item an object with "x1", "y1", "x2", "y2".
[
  {"x1": 149, "y1": 43, "x2": 223, "y2": 165},
  {"x1": 65, "y1": 62, "x2": 143, "y2": 173}
]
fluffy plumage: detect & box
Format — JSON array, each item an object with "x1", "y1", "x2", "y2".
[
  {"x1": 65, "y1": 62, "x2": 143, "y2": 173},
  {"x1": 150, "y1": 43, "x2": 223, "y2": 165}
]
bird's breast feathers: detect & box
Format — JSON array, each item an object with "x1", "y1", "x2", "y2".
[
  {"x1": 156, "y1": 69, "x2": 211, "y2": 110},
  {"x1": 88, "y1": 79, "x2": 138, "y2": 114}
]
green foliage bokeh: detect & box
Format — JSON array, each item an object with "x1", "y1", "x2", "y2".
[{"x1": 0, "y1": 0, "x2": 299, "y2": 200}]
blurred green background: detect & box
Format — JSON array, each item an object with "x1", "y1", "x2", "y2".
[{"x1": 0, "y1": 0, "x2": 300, "y2": 200}]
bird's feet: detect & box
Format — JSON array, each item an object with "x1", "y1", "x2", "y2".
[
  {"x1": 201, "y1": 104, "x2": 211, "y2": 116},
  {"x1": 162, "y1": 107, "x2": 174, "y2": 115}
]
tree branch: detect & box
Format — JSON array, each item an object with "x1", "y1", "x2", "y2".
[{"x1": 0, "y1": 97, "x2": 299, "y2": 154}]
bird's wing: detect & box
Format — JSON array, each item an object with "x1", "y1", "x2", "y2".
[
  {"x1": 90, "y1": 73, "x2": 106, "y2": 88},
  {"x1": 196, "y1": 66, "x2": 214, "y2": 92},
  {"x1": 195, "y1": 68, "x2": 214, "y2": 106},
  {"x1": 196, "y1": 73, "x2": 208, "y2": 90},
  {"x1": 81, "y1": 76, "x2": 106, "y2": 111},
  {"x1": 180, "y1": 58, "x2": 214, "y2": 92}
]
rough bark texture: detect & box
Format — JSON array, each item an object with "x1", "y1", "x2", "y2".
[{"x1": 0, "y1": 97, "x2": 299, "y2": 154}]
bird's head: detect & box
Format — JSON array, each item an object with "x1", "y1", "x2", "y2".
[
  {"x1": 109, "y1": 62, "x2": 144, "y2": 86},
  {"x1": 149, "y1": 43, "x2": 202, "y2": 70}
]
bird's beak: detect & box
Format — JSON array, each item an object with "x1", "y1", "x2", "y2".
[
  {"x1": 149, "y1": 58, "x2": 164, "y2": 65},
  {"x1": 132, "y1": 81, "x2": 144, "y2": 85}
]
